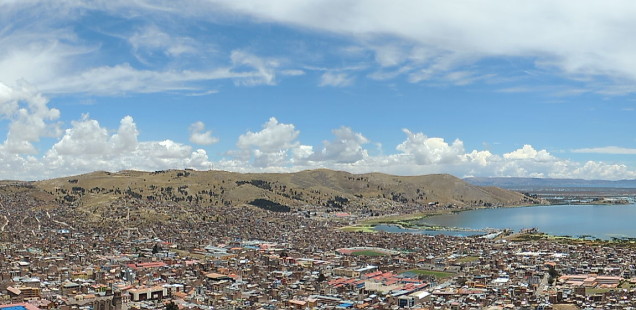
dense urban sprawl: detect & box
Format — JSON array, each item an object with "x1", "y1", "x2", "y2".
[{"x1": 2, "y1": 189, "x2": 636, "y2": 310}]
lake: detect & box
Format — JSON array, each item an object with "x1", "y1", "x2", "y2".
[{"x1": 375, "y1": 204, "x2": 636, "y2": 239}]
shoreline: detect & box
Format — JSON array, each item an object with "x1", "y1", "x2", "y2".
[
  {"x1": 342, "y1": 202, "x2": 542, "y2": 233},
  {"x1": 342, "y1": 202, "x2": 636, "y2": 244}
]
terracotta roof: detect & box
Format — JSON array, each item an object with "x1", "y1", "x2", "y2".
[{"x1": 127, "y1": 262, "x2": 167, "y2": 269}]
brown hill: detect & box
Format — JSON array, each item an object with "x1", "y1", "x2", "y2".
[{"x1": 28, "y1": 169, "x2": 537, "y2": 216}]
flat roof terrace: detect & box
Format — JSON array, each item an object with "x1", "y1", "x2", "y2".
[{"x1": 0, "y1": 303, "x2": 41, "y2": 310}]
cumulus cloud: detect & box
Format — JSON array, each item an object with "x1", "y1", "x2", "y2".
[
  {"x1": 0, "y1": 83, "x2": 635, "y2": 180},
  {"x1": 0, "y1": 83, "x2": 219, "y2": 179},
  {"x1": 0, "y1": 82, "x2": 61, "y2": 154},
  {"x1": 42, "y1": 114, "x2": 214, "y2": 176},
  {"x1": 462, "y1": 150, "x2": 497, "y2": 167},
  {"x1": 221, "y1": 124, "x2": 636, "y2": 180},
  {"x1": 566, "y1": 161, "x2": 636, "y2": 180},
  {"x1": 188, "y1": 121, "x2": 219, "y2": 145},
  {"x1": 309, "y1": 127, "x2": 369, "y2": 163},
  {"x1": 503, "y1": 144, "x2": 555, "y2": 161},
  {"x1": 396, "y1": 129, "x2": 465, "y2": 165},
  {"x1": 232, "y1": 117, "x2": 304, "y2": 167},
  {"x1": 237, "y1": 117, "x2": 299, "y2": 152},
  {"x1": 50, "y1": 114, "x2": 137, "y2": 156},
  {"x1": 0, "y1": 106, "x2": 634, "y2": 180}
]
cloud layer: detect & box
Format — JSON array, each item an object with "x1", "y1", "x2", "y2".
[
  {"x1": 0, "y1": 83, "x2": 634, "y2": 181},
  {"x1": 1, "y1": 2, "x2": 635, "y2": 181},
  {"x1": 209, "y1": 0, "x2": 636, "y2": 93},
  {"x1": 4, "y1": 1, "x2": 636, "y2": 94}
]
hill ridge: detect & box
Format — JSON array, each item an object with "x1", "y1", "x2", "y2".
[{"x1": 22, "y1": 169, "x2": 536, "y2": 215}]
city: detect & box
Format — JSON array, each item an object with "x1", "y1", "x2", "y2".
[
  {"x1": 2, "y1": 171, "x2": 636, "y2": 310},
  {"x1": 3, "y1": 1, "x2": 636, "y2": 310}
]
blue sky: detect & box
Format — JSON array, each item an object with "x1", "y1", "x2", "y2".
[{"x1": 1, "y1": 1, "x2": 636, "y2": 180}]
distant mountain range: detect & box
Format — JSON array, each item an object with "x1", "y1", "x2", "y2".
[{"x1": 464, "y1": 177, "x2": 636, "y2": 189}]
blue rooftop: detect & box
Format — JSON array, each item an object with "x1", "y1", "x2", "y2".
[
  {"x1": 337, "y1": 303, "x2": 354, "y2": 308},
  {"x1": 1, "y1": 306, "x2": 27, "y2": 310}
]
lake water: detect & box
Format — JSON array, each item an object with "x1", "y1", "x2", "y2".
[{"x1": 376, "y1": 204, "x2": 636, "y2": 239}]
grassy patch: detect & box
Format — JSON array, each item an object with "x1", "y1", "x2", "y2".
[
  {"x1": 340, "y1": 225, "x2": 376, "y2": 233},
  {"x1": 405, "y1": 269, "x2": 455, "y2": 279},
  {"x1": 552, "y1": 305, "x2": 580, "y2": 310},
  {"x1": 172, "y1": 249, "x2": 207, "y2": 259},
  {"x1": 455, "y1": 256, "x2": 479, "y2": 263},
  {"x1": 507, "y1": 233, "x2": 548, "y2": 241},
  {"x1": 351, "y1": 250, "x2": 387, "y2": 256},
  {"x1": 586, "y1": 288, "x2": 616, "y2": 295},
  {"x1": 360, "y1": 212, "x2": 433, "y2": 225}
]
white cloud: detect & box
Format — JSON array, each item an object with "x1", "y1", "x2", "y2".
[
  {"x1": 129, "y1": 24, "x2": 198, "y2": 59},
  {"x1": 39, "y1": 63, "x2": 267, "y2": 95},
  {"x1": 0, "y1": 107, "x2": 634, "y2": 180},
  {"x1": 0, "y1": 26, "x2": 84, "y2": 90},
  {"x1": 395, "y1": 129, "x2": 465, "y2": 165},
  {"x1": 42, "y1": 115, "x2": 214, "y2": 177},
  {"x1": 0, "y1": 83, "x2": 635, "y2": 180},
  {"x1": 0, "y1": 82, "x2": 61, "y2": 154},
  {"x1": 111, "y1": 115, "x2": 141, "y2": 153},
  {"x1": 291, "y1": 144, "x2": 314, "y2": 164},
  {"x1": 572, "y1": 146, "x2": 636, "y2": 155},
  {"x1": 207, "y1": 0, "x2": 636, "y2": 93},
  {"x1": 281, "y1": 69, "x2": 305, "y2": 76},
  {"x1": 237, "y1": 117, "x2": 299, "y2": 153},
  {"x1": 233, "y1": 117, "x2": 304, "y2": 167},
  {"x1": 319, "y1": 72, "x2": 354, "y2": 87},
  {"x1": 372, "y1": 43, "x2": 410, "y2": 68},
  {"x1": 503, "y1": 145, "x2": 555, "y2": 161},
  {"x1": 12, "y1": 0, "x2": 636, "y2": 95},
  {"x1": 50, "y1": 114, "x2": 138, "y2": 156},
  {"x1": 309, "y1": 127, "x2": 369, "y2": 163},
  {"x1": 230, "y1": 50, "x2": 279, "y2": 86},
  {"x1": 0, "y1": 2, "x2": 293, "y2": 95},
  {"x1": 51, "y1": 115, "x2": 114, "y2": 156},
  {"x1": 188, "y1": 121, "x2": 219, "y2": 145},
  {"x1": 567, "y1": 161, "x2": 636, "y2": 180}
]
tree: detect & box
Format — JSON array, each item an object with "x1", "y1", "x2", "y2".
[
  {"x1": 547, "y1": 265, "x2": 559, "y2": 285},
  {"x1": 317, "y1": 273, "x2": 326, "y2": 282},
  {"x1": 152, "y1": 243, "x2": 160, "y2": 254},
  {"x1": 165, "y1": 301, "x2": 178, "y2": 310}
]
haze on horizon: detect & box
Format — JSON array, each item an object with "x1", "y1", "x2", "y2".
[{"x1": 1, "y1": 1, "x2": 635, "y2": 181}]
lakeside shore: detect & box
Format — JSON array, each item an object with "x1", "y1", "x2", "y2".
[
  {"x1": 341, "y1": 201, "x2": 542, "y2": 233},
  {"x1": 342, "y1": 200, "x2": 636, "y2": 245}
]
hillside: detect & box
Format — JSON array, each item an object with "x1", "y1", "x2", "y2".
[{"x1": 20, "y1": 169, "x2": 535, "y2": 216}]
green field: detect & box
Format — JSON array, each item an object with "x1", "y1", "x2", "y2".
[
  {"x1": 585, "y1": 288, "x2": 615, "y2": 294},
  {"x1": 340, "y1": 225, "x2": 376, "y2": 233},
  {"x1": 350, "y1": 250, "x2": 387, "y2": 256},
  {"x1": 405, "y1": 269, "x2": 455, "y2": 279},
  {"x1": 455, "y1": 256, "x2": 480, "y2": 263}
]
